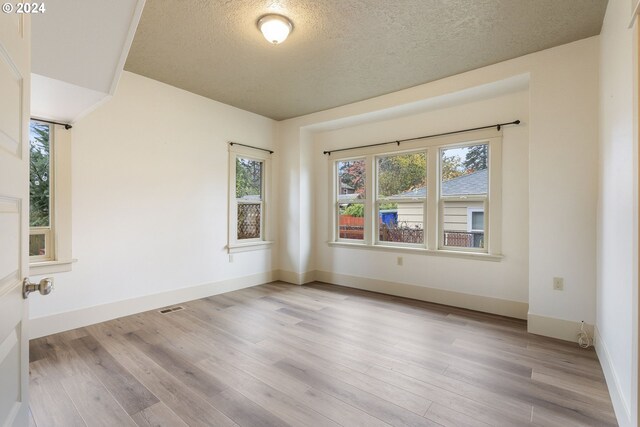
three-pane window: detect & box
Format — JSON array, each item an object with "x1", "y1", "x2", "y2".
[{"x1": 332, "y1": 135, "x2": 499, "y2": 255}]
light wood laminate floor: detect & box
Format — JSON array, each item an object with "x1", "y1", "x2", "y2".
[{"x1": 28, "y1": 282, "x2": 617, "y2": 426}]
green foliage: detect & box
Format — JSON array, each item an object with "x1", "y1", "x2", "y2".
[
  {"x1": 378, "y1": 153, "x2": 426, "y2": 197},
  {"x1": 441, "y1": 154, "x2": 464, "y2": 181},
  {"x1": 464, "y1": 144, "x2": 488, "y2": 172},
  {"x1": 29, "y1": 122, "x2": 50, "y2": 227},
  {"x1": 342, "y1": 204, "x2": 364, "y2": 217},
  {"x1": 236, "y1": 158, "x2": 262, "y2": 199}
]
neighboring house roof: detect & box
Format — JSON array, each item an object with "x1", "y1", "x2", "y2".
[
  {"x1": 340, "y1": 182, "x2": 354, "y2": 190},
  {"x1": 338, "y1": 193, "x2": 363, "y2": 202},
  {"x1": 392, "y1": 169, "x2": 487, "y2": 198},
  {"x1": 442, "y1": 169, "x2": 487, "y2": 196}
]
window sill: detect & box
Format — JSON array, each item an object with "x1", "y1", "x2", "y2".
[
  {"x1": 29, "y1": 258, "x2": 77, "y2": 275},
  {"x1": 327, "y1": 241, "x2": 502, "y2": 261},
  {"x1": 227, "y1": 241, "x2": 274, "y2": 254}
]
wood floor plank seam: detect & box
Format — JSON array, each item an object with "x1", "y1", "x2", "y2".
[
  {"x1": 189, "y1": 334, "x2": 395, "y2": 427},
  {"x1": 29, "y1": 281, "x2": 618, "y2": 427},
  {"x1": 93, "y1": 324, "x2": 240, "y2": 427},
  {"x1": 65, "y1": 347, "x2": 140, "y2": 425},
  {"x1": 363, "y1": 361, "x2": 534, "y2": 425}
]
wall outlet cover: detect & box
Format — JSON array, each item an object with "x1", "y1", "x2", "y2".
[{"x1": 553, "y1": 277, "x2": 564, "y2": 290}]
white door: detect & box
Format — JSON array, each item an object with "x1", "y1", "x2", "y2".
[{"x1": 0, "y1": 11, "x2": 31, "y2": 427}]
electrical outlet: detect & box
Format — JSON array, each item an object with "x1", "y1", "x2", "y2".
[
  {"x1": 553, "y1": 277, "x2": 564, "y2": 291},
  {"x1": 397, "y1": 256, "x2": 403, "y2": 266}
]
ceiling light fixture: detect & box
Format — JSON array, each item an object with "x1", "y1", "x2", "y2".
[{"x1": 257, "y1": 14, "x2": 293, "y2": 45}]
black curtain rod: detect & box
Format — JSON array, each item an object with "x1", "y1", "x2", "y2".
[
  {"x1": 323, "y1": 120, "x2": 521, "y2": 155},
  {"x1": 31, "y1": 117, "x2": 72, "y2": 130},
  {"x1": 229, "y1": 142, "x2": 274, "y2": 154}
]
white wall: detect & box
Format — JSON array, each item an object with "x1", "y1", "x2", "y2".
[
  {"x1": 597, "y1": 0, "x2": 638, "y2": 425},
  {"x1": 527, "y1": 43, "x2": 600, "y2": 331},
  {"x1": 30, "y1": 71, "x2": 277, "y2": 334},
  {"x1": 277, "y1": 36, "x2": 600, "y2": 339},
  {"x1": 312, "y1": 90, "x2": 529, "y2": 305}
]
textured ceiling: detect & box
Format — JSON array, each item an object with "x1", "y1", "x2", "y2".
[{"x1": 124, "y1": 0, "x2": 608, "y2": 121}]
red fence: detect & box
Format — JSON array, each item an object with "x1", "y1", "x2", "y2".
[
  {"x1": 339, "y1": 217, "x2": 484, "y2": 248},
  {"x1": 339, "y1": 215, "x2": 364, "y2": 239}
]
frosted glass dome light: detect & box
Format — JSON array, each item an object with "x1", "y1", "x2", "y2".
[{"x1": 258, "y1": 14, "x2": 293, "y2": 45}]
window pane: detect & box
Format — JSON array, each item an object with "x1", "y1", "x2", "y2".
[
  {"x1": 236, "y1": 158, "x2": 262, "y2": 200},
  {"x1": 377, "y1": 152, "x2": 426, "y2": 199},
  {"x1": 338, "y1": 203, "x2": 364, "y2": 240},
  {"x1": 337, "y1": 160, "x2": 365, "y2": 200},
  {"x1": 443, "y1": 201, "x2": 484, "y2": 248},
  {"x1": 29, "y1": 233, "x2": 46, "y2": 256},
  {"x1": 471, "y1": 211, "x2": 484, "y2": 231},
  {"x1": 29, "y1": 121, "x2": 51, "y2": 227},
  {"x1": 441, "y1": 144, "x2": 488, "y2": 196},
  {"x1": 379, "y1": 202, "x2": 423, "y2": 244},
  {"x1": 237, "y1": 203, "x2": 261, "y2": 239}
]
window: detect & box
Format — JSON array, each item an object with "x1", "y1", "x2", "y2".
[
  {"x1": 329, "y1": 130, "x2": 502, "y2": 258},
  {"x1": 28, "y1": 119, "x2": 73, "y2": 274},
  {"x1": 236, "y1": 158, "x2": 263, "y2": 240},
  {"x1": 468, "y1": 208, "x2": 484, "y2": 232},
  {"x1": 228, "y1": 146, "x2": 272, "y2": 252},
  {"x1": 337, "y1": 159, "x2": 365, "y2": 241},
  {"x1": 440, "y1": 143, "x2": 488, "y2": 250},
  {"x1": 376, "y1": 152, "x2": 426, "y2": 245},
  {"x1": 29, "y1": 121, "x2": 54, "y2": 261}
]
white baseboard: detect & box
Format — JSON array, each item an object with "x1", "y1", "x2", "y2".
[
  {"x1": 275, "y1": 269, "x2": 316, "y2": 285},
  {"x1": 527, "y1": 313, "x2": 594, "y2": 343},
  {"x1": 595, "y1": 326, "x2": 632, "y2": 427},
  {"x1": 314, "y1": 270, "x2": 528, "y2": 319},
  {"x1": 29, "y1": 271, "x2": 275, "y2": 339}
]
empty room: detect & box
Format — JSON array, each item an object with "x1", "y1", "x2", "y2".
[{"x1": 1, "y1": 0, "x2": 639, "y2": 426}]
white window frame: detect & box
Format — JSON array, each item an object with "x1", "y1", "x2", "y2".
[
  {"x1": 29, "y1": 227, "x2": 54, "y2": 262},
  {"x1": 334, "y1": 157, "x2": 367, "y2": 243},
  {"x1": 374, "y1": 150, "x2": 427, "y2": 248},
  {"x1": 228, "y1": 145, "x2": 273, "y2": 253},
  {"x1": 29, "y1": 121, "x2": 55, "y2": 262},
  {"x1": 327, "y1": 128, "x2": 502, "y2": 260},
  {"x1": 29, "y1": 120, "x2": 74, "y2": 275},
  {"x1": 438, "y1": 141, "x2": 491, "y2": 254}
]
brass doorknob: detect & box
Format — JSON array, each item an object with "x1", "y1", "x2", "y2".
[{"x1": 22, "y1": 277, "x2": 53, "y2": 299}]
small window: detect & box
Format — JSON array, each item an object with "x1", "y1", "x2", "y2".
[
  {"x1": 336, "y1": 159, "x2": 365, "y2": 241},
  {"x1": 469, "y1": 209, "x2": 484, "y2": 232},
  {"x1": 29, "y1": 121, "x2": 54, "y2": 261},
  {"x1": 236, "y1": 157, "x2": 263, "y2": 240},
  {"x1": 228, "y1": 146, "x2": 272, "y2": 252}
]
